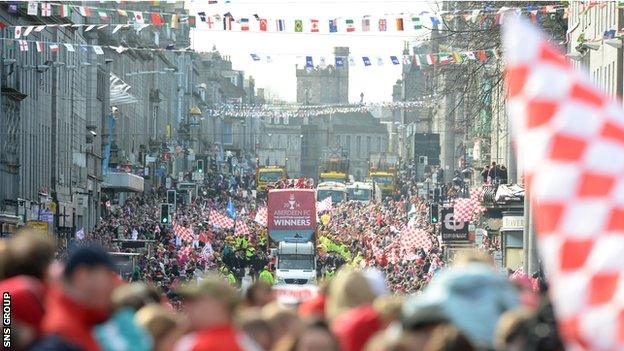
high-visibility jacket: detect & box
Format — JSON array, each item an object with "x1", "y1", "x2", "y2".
[{"x1": 259, "y1": 269, "x2": 275, "y2": 285}]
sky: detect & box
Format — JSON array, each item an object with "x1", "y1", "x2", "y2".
[{"x1": 187, "y1": 0, "x2": 433, "y2": 103}]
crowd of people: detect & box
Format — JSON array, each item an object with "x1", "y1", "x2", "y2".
[
  {"x1": 1, "y1": 228, "x2": 561, "y2": 351},
  {"x1": 0, "y1": 164, "x2": 563, "y2": 351}
]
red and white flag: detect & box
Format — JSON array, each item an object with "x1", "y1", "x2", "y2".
[
  {"x1": 35, "y1": 41, "x2": 44, "y2": 53},
  {"x1": 14, "y1": 26, "x2": 22, "y2": 39},
  {"x1": 234, "y1": 221, "x2": 250, "y2": 237},
  {"x1": 316, "y1": 197, "x2": 332, "y2": 213},
  {"x1": 505, "y1": 17, "x2": 624, "y2": 350},
  {"x1": 40, "y1": 3, "x2": 51, "y2": 17},
  {"x1": 209, "y1": 210, "x2": 234, "y2": 229},
  {"x1": 310, "y1": 19, "x2": 319, "y2": 32},
  {"x1": 78, "y1": 6, "x2": 91, "y2": 17},
  {"x1": 254, "y1": 207, "x2": 267, "y2": 227},
  {"x1": 49, "y1": 43, "x2": 59, "y2": 53},
  {"x1": 133, "y1": 11, "x2": 144, "y2": 24},
  {"x1": 18, "y1": 40, "x2": 28, "y2": 52},
  {"x1": 172, "y1": 220, "x2": 194, "y2": 242},
  {"x1": 400, "y1": 226, "x2": 432, "y2": 253}
]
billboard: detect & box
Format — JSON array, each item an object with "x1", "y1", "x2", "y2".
[
  {"x1": 268, "y1": 189, "x2": 316, "y2": 242},
  {"x1": 440, "y1": 208, "x2": 470, "y2": 241}
]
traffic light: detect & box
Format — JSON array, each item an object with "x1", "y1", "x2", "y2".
[
  {"x1": 160, "y1": 203, "x2": 170, "y2": 224},
  {"x1": 167, "y1": 190, "x2": 176, "y2": 205},
  {"x1": 430, "y1": 203, "x2": 439, "y2": 223},
  {"x1": 197, "y1": 159, "x2": 204, "y2": 173}
]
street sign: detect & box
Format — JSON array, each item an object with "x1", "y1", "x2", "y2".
[{"x1": 440, "y1": 208, "x2": 469, "y2": 241}]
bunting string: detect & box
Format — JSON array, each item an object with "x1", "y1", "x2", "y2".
[
  {"x1": 204, "y1": 101, "x2": 427, "y2": 119},
  {"x1": 1, "y1": 34, "x2": 501, "y2": 68},
  {"x1": 4, "y1": 1, "x2": 567, "y2": 34}
]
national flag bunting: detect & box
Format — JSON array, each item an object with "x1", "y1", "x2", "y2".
[
  {"x1": 151, "y1": 12, "x2": 164, "y2": 26},
  {"x1": 362, "y1": 56, "x2": 371, "y2": 66},
  {"x1": 294, "y1": 19, "x2": 303, "y2": 32},
  {"x1": 396, "y1": 18, "x2": 404, "y2": 31},
  {"x1": 23, "y1": 26, "x2": 34, "y2": 37},
  {"x1": 27, "y1": 1, "x2": 38, "y2": 16},
  {"x1": 335, "y1": 56, "x2": 344, "y2": 67},
  {"x1": 40, "y1": 3, "x2": 51, "y2": 17},
  {"x1": 198, "y1": 12, "x2": 206, "y2": 22},
  {"x1": 378, "y1": 19, "x2": 387, "y2": 31},
  {"x1": 250, "y1": 53, "x2": 260, "y2": 61},
  {"x1": 240, "y1": 18, "x2": 249, "y2": 31},
  {"x1": 133, "y1": 11, "x2": 144, "y2": 24},
  {"x1": 14, "y1": 26, "x2": 22, "y2": 39},
  {"x1": 59, "y1": 5, "x2": 70, "y2": 17},
  {"x1": 78, "y1": 6, "x2": 91, "y2": 17},
  {"x1": 310, "y1": 19, "x2": 319, "y2": 32},
  {"x1": 35, "y1": 41, "x2": 44, "y2": 53},
  {"x1": 276, "y1": 19, "x2": 285, "y2": 31},
  {"x1": 412, "y1": 16, "x2": 422, "y2": 29},
  {"x1": 259, "y1": 18, "x2": 267, "y2": 31},
  {"x1": 99, "y1": 11, "x2": 109, "y2": 21},
  {"x1": 362, "y1": 18, "x2": 370, "y2": 31},
  {"x1": 18, "y1": 40, "x2": 28, "y2": 52},
  {"x1": 390, "y1": 56, "x2": 400, "y2": 65},
  {"x1": 345, "y1": 19, "x2": 355, "y2": 32},
  {"x1": 49, "y1": 43, "x2": 59, "y2": 53},
  {"x1": 329, "y1": 19, "x2": 337, "y2": 33},
  {"x1": 305, "y1": 56, "x2": 313, "y2": 68}
]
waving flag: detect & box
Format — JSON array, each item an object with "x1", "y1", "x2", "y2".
[
  {"x1": 172, "y1": 220, "x2": 194, "y2": 242},
  {"x1": 234, "y1": 221, "x2": 251, "y2": 237},
  {"x1": 317, "y1": 197, "x2": 333, "y2": 213},
  {"x1": 209, "y1": 210, "x2": 234, "y2": 229},
  {"x1": 505, "y1": 17, "x2": 624, "y2": 350},
  {"x1": 329, "y1": 19, "x2": 337, "y2": 33},
  {"x1": 254, "y1": 207, "x2": 268, "y2": 226},
  {"x1": 226, "y1": 198, "x2": 237, "y2": 219},
  {"x1": 400, "y1": 226, "x2": 432, "y2": 254}
]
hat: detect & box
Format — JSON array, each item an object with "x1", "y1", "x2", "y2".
[
  {"x1": 64, "y1": 245, "x2": 115, "y2": 278},
  {"x1": 176, "y1": 275, "x2": 238, "y2": 309}
]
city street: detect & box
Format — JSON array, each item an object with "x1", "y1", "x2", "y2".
[{"x1": 0, "y1": 1, "x2": 621, "y2": 350}]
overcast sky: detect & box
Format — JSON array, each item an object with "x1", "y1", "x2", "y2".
[{"x1": 187, "y1": 0, "x2": 433, "y2": 103}]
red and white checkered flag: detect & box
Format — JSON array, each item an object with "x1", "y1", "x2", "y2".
[
  {"x1": 400, "y1": 226, "x2": 432, "y2": 254},
  {"x1": 234, "y1": 221, "x2": 251, "y2": 237},
  {"x1": 254, "y1": 207, "x2": 267, "y2": 227},
  {"x1": 172, "y1": 220, "x2": 194, "y2": 242},
  {"x1": 209, "y1": 210, "x2": 234, "y2": 229},
  {"x1": 453, "y1": 198, "x2": 474, "y2": 223},
  {"x1": 505, "y1": 17, "x2": 624, "y2": 350},
  {"x1": 316, "y1": 196, "x2": 333, "y2": 213}
]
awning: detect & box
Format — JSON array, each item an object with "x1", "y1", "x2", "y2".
[{"x1": 102, "y1": 172, "x2": 144, "y2": 192}]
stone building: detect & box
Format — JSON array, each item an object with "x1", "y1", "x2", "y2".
[{"x1": 296, "y1": 47, "x2": 349, "y2": 105}]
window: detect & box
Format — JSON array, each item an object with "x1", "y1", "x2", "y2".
[
  {"x1": 366, "y1": 136, "x2": 371, "y2": 155},
  {"x1": 223, "y1": 122, "x2": 233, "y2": 144},
  {"x1": 346, "y1": 135, "x2": 351, "y2": 153},
  {"x1": 356, "y1": 136, "x2": 362, "y2": 157}
]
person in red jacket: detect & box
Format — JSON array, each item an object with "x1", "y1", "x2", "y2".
[
  {"x1": 174, "y1": 274, "x2": 245, "y2": 351},
  {"x1": 35, "y1": 245, "x2": 117, "y2": 351}
]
